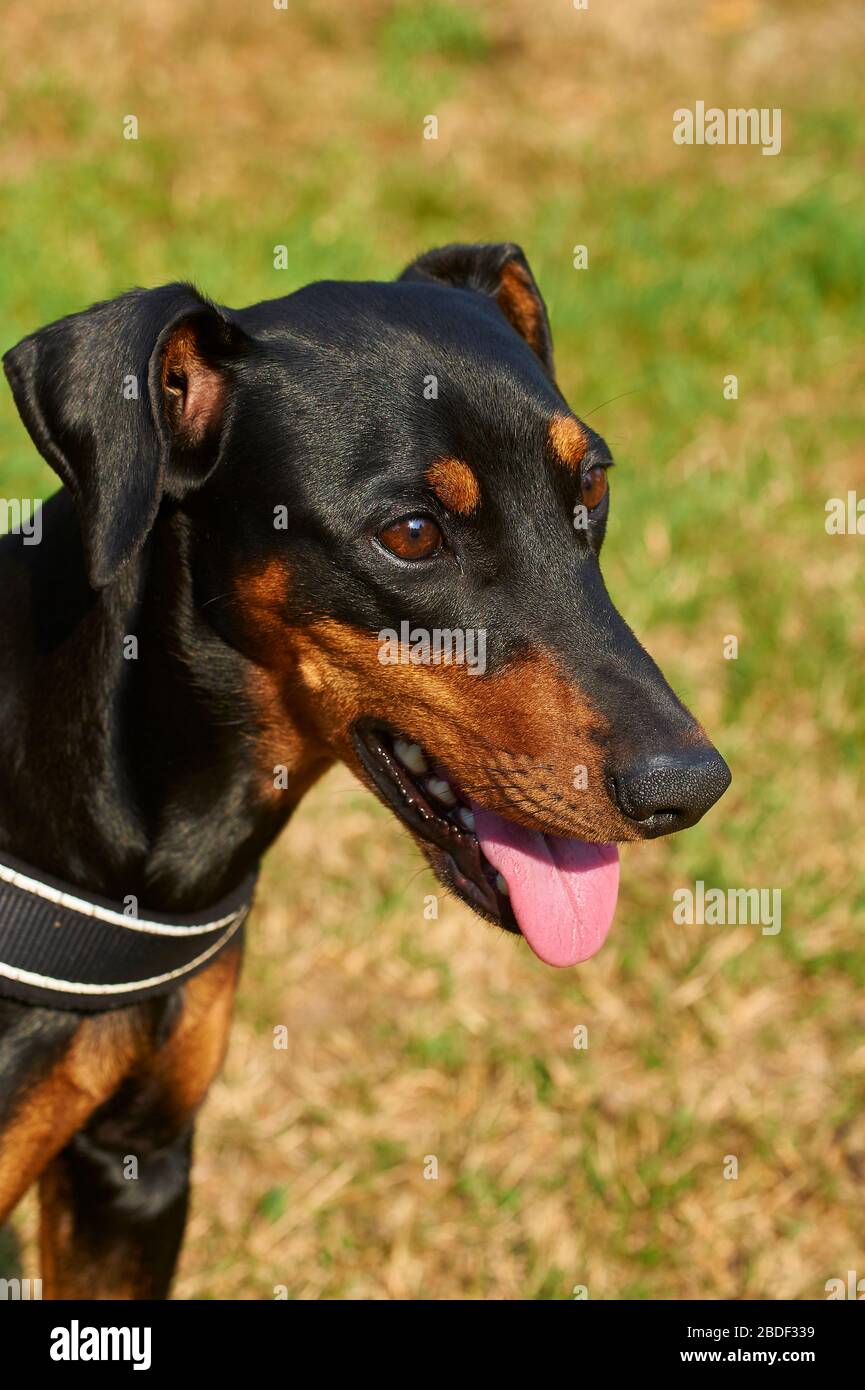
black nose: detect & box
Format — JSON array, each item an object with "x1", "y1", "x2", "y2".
[{"x1": 611, "y1": 746, "x2": 731, "y2": 832}]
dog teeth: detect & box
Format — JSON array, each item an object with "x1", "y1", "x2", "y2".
[
  {"x1": 394, "y1": 738, "x2": 428, "y2": 776},
  {"x1": 457, "y1": 807, "x2": 475, "y2": 832},
  {"x1": 495, "y1": 872, "x2": 510, "y2": 897},
  {"x1": 426, "y1": 776, "x2": 457, "y2": 807}
]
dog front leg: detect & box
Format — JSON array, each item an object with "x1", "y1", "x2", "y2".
[{"x1": 38, "y1": 943, "x2": 241, "y2": 1299}]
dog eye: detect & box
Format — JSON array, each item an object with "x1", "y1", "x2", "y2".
[
  {"x1": 377, "y1": 516, "x2": 444, "y2": 560},
  {"x1": 581, "y1": 466, "x2": 608, "y2": 510}
]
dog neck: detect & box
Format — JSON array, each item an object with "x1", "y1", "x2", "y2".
[{"x1": 0, "y1": 492, "x2": 330, "y2": 913}]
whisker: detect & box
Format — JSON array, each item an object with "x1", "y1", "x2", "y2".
[
  {"x1": 581, "y1": 386, "x2": 643, "y2": 418},
  {"x1": 199, "y1": 591, "x2": 235, "y2": 611}
]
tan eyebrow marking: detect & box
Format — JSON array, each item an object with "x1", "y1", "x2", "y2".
[
  {"x1": 548, "y1": 413, "x2": 588, "y2": 471},
  {"x1": 425, "y1": 456, "x2": 481, "y2": 515}
]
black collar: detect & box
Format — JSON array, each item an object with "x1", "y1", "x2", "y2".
[{"x1": 0, "y1": 850, "x2": 256, "y2": 1012}]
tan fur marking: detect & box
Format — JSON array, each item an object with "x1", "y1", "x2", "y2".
[
  {"x1": 147, "y1": 943, "x2": 242, "y2": 1122},
  {"x1": 235, "y1": 561, "x2": 334, "y2": 810},
  {"x1": 291, "y1": 619, "x2": 625, "y2": 840},
  {"x1": 0, "y1": 1011, "x2": 142, "y2": 1220},
  {"x1": 425, "y1": 457, "x2": 481, "y2": 515},
  {"x1": 497, "y1": 260, "x2": 545, "y2": 357},
  {"x1": 548, "y1": 413, "x2": 588, "y2": 471},
  {"x1": 161, "y1": 323, "x2": 225, "y2": 447}
]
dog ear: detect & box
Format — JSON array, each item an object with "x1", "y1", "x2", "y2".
[
  {"x1": 399, "y1": 242, "x2": 554, "y2": 376},
  {"x1": 2, "y1": 283, "x2": 249, "y2": 589}
]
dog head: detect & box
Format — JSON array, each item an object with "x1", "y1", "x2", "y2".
[{"x1": 4, "y1": 244, "x2": 730, "y2": 964}]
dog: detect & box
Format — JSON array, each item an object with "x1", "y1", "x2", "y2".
[{"x1": 0, "y1": 243, "x2": 730, "y2": 1298}]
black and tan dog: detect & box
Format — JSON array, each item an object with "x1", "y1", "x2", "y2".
[{"x1": 0, "y1": 243, "x2": 729, "y2": 1298}]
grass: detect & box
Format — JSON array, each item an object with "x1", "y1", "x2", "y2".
[{"x1": 2, "y1": 0, "x2": 864, "y2": 1299}]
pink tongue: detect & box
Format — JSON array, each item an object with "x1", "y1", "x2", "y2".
[{"x1": 469, "y1": 800, "x2": 619, "y2": 968}]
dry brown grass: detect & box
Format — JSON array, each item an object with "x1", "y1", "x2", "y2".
[{"x1": 163, "y1": 761, "x2": 864, "y2": 1300}]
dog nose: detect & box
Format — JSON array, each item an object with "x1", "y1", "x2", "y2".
[{"x1": 611, "y1": 746, "x2": 731, "y2": 832}]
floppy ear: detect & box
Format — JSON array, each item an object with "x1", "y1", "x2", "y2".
[
  {"x1": 399, "y1": 242, "x2": 554, "y2": 377},
  {"x1": 2, "y1": 283, "x2": 249, "y2": 589}
]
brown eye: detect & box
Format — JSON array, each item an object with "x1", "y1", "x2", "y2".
[
  {"x1": 581, "y1": 465, "x2": 608, "y2": 510},
  {"x1": 377, "y1": 516, "x2": 444, "y2": 560}
]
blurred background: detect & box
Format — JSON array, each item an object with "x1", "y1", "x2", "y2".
[{"x1": 1, "y1": 0, "x2": 864, "y2": 1299}]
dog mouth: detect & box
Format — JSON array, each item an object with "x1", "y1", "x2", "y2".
[
  {"x1": 352, "y1": 723, "x2": 620, "y2": 968},
  {"x1": 353, "y1": 722, "x2": 517, "y2": 928}
]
